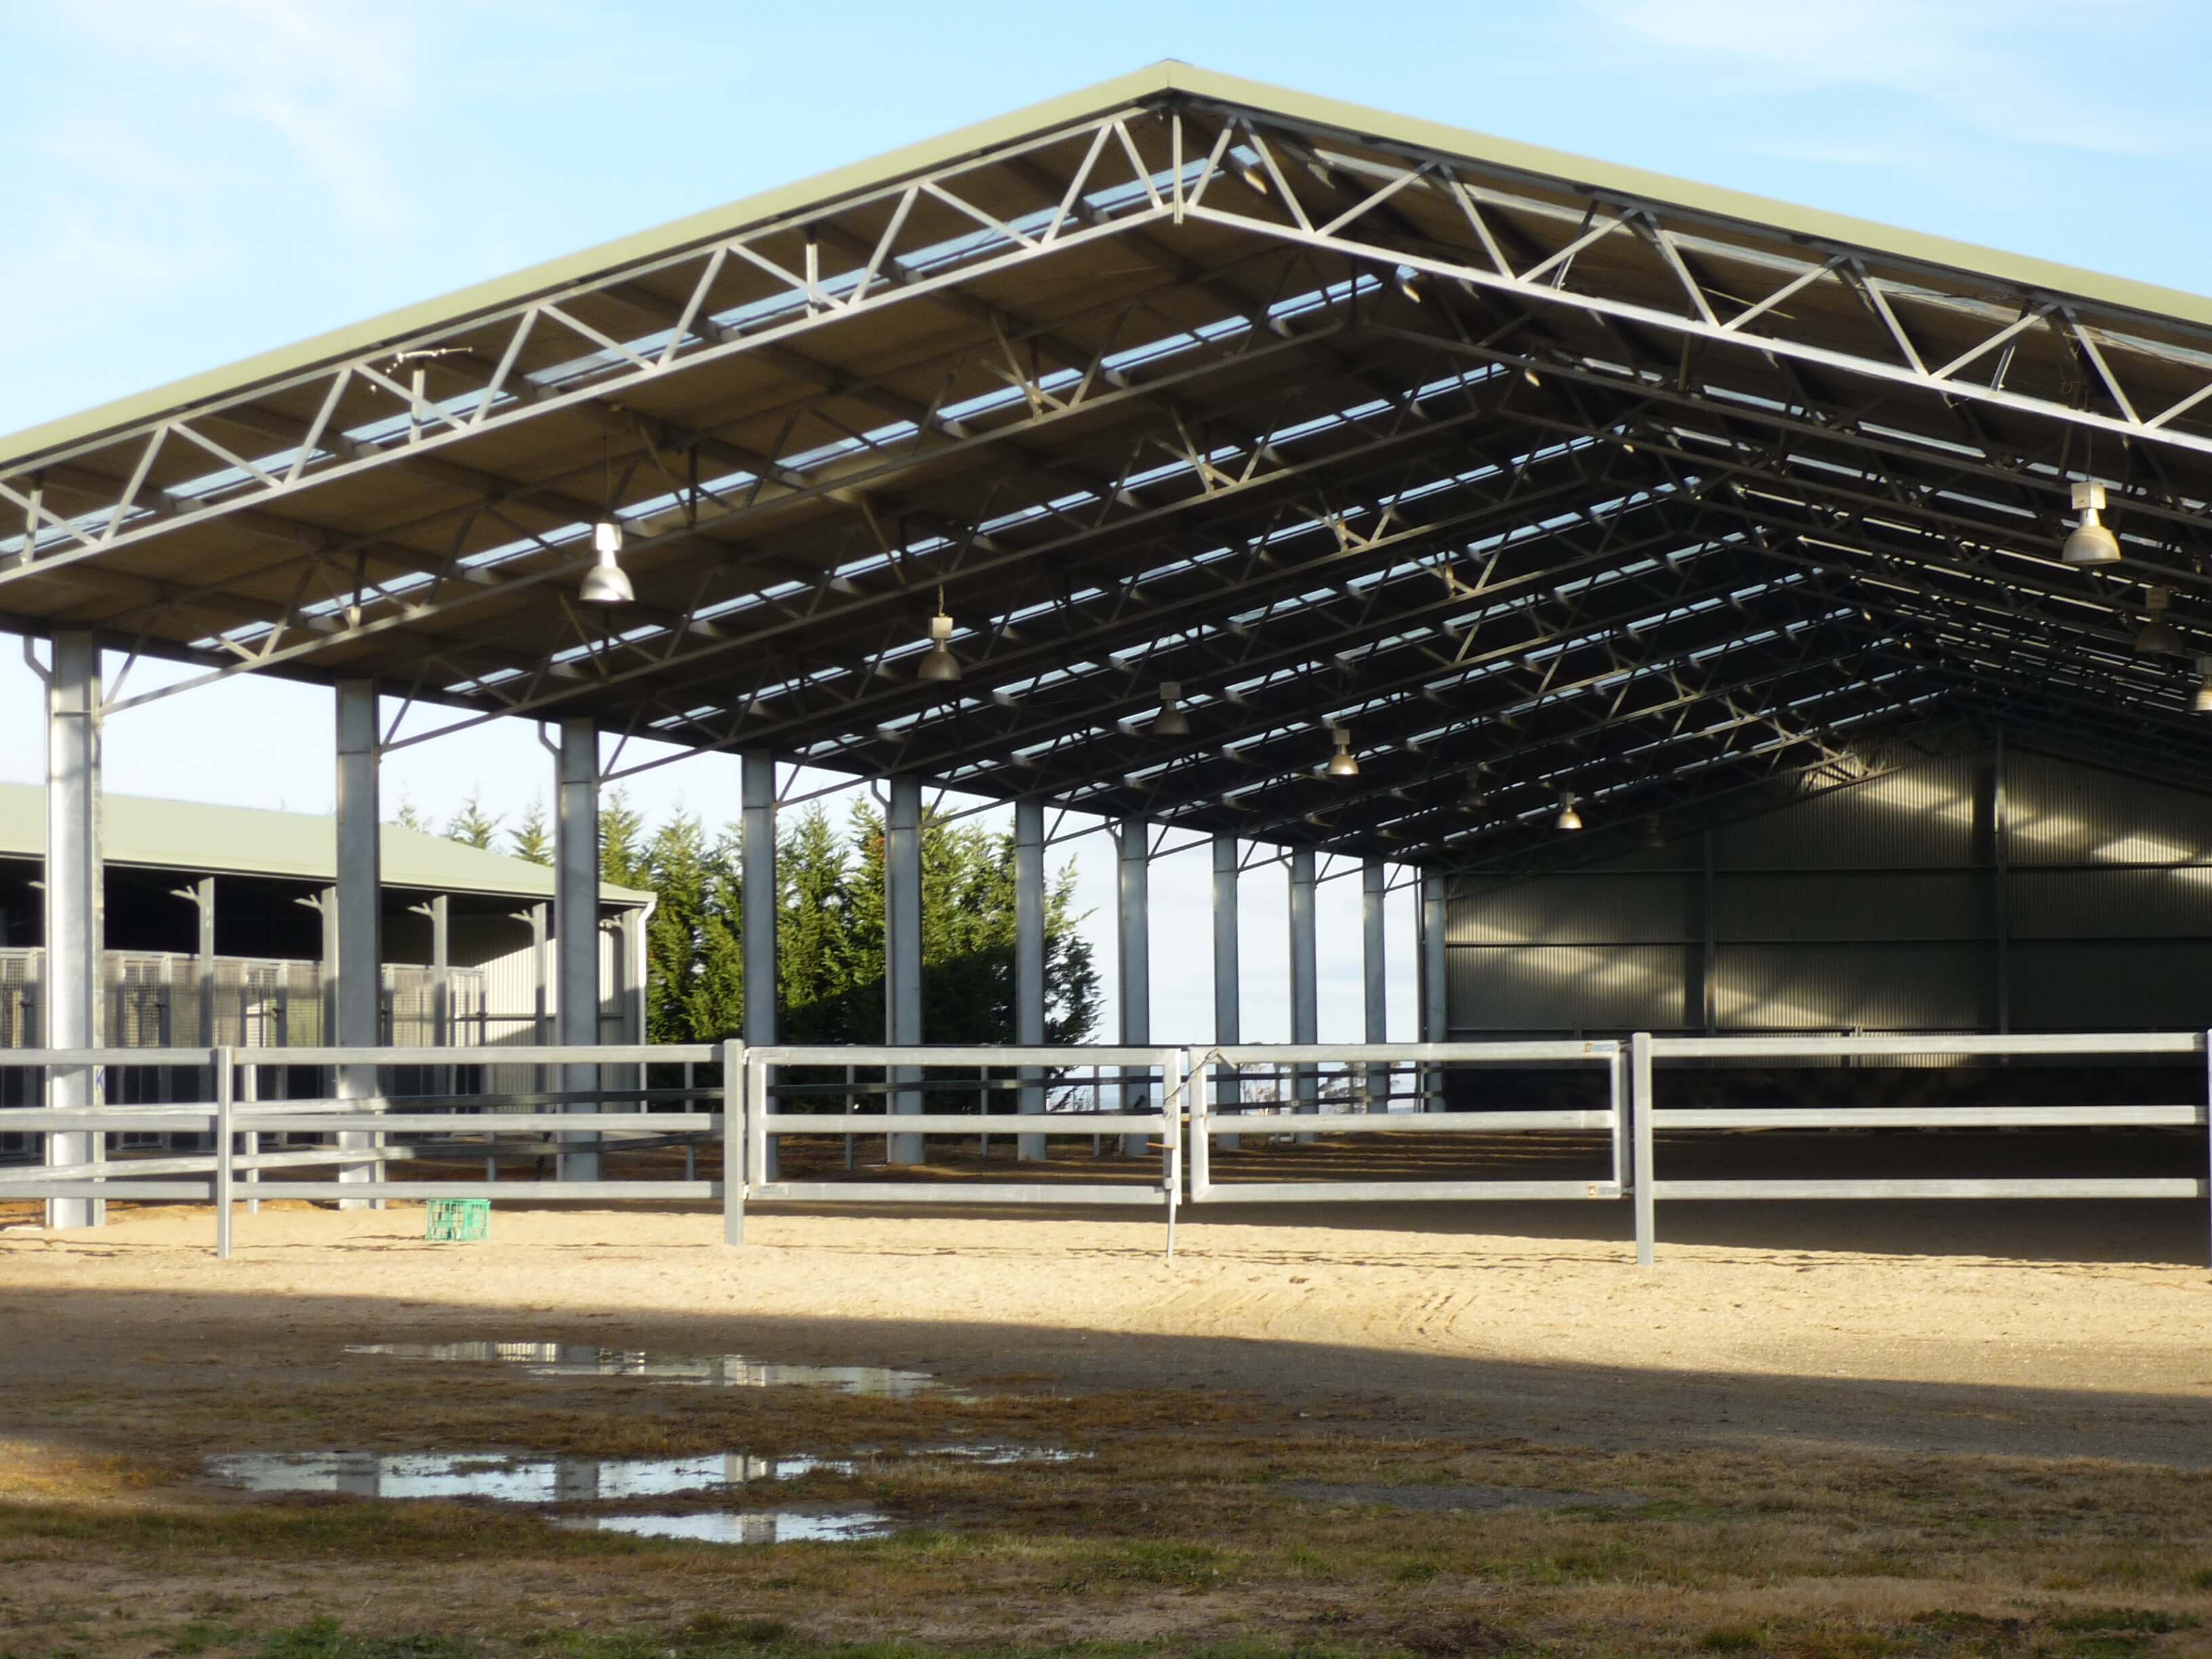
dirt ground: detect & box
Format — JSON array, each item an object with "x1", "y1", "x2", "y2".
[{"x1": 3, "y1": 1181, "x2": 2211, "y2": 1656}]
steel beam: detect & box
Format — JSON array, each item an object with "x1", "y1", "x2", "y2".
[
  {"x1": 1117, "y1": 817, "x2": 1153, "y2": 1157},
  {"x1": 885, "y1": 774, "x2": 924, "y2": 1164},
  {"x1": 555, "y1": 716, "x2": 600, "y2": 1181},
  {"x1": 42, "y1": 632, "x2": 102, "y2": 1229},
  {"x1": 1015, "y1": 797, "x2": 1047, "y2": 1162},
  {"x1": 333, "y1": 680, "x2": 382, "y2": 1206}
]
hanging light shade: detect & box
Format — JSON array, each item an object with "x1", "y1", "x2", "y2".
[
  {"x1": 1235, "y1": 157, "x2": 1269, "y2": 195},
  {"x1": 916, "y1": 592, "x2": 962, "y2": 682},
  {"x1": 2063, "y1": 480, "x2": 2123, "y2": 566},
  {"x1": 1393, "y1": 264, "x2": 1423, "y2": 304},
  {"x1": 1326, "y1": 727, "x2": 1360, "y2": 778},
  {"x1": 579, "y1": 520, "x2": 634, "y2": 605},
  {"x1": 1152, "y1": 681, "x2": 1191, "y2": 738},
  {"x1": 1554, "y1": 789, "x2": 1582, "y2": 832},
  {"x1": 1460, "y1": 771, "x2": 1487, "y2": 808},
  {"x1": 2137, "y1": 586, "x2": 2183, "y2": 656},
  {"x1": 2194, "y1": 659, "x2": 2212, "y2": 715}
]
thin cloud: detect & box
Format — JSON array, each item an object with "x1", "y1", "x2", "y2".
[{"x1": 1578, "y1": 0, "x2": 2212, "y2": 159}]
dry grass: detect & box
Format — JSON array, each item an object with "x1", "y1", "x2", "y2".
[{"x1": 4, "y1": 1369, "x2": 2212, "y2": 1658}]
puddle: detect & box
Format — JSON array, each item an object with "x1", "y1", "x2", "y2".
[
  {"x1": 209, "y1": 1441, "x2": 1079, "y2": 1504},
  {"x1": 209, "y1": 1450, "x2": 852, "y2": 1501},
  {"x1": 913, "y1": 1442, "x2": 1085, "y2": 1465},
  {"x1": 555, "y1": 1509, "x2": 894, "y2": 1544},
  {"x1": 346, "y1": 1342, "x2": 952, "y2": 1397}
]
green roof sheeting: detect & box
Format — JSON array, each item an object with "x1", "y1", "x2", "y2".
[{"x1": 0, "y1": 781, "x2": 650, "y2": 905}]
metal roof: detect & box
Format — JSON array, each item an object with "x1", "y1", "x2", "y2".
[
  {"x1": 0, "y1": 783, "x2": 651, "y2": 905},
  {"x1": 7, "y1": 62, "x2": 2212, "y2": 876}
]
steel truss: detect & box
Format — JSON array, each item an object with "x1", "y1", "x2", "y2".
[{"x1": 7, "y1": 79, "x2": 2212, "y2": 875}]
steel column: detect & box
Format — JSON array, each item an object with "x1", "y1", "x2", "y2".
[
  {"x1": 1361, "y1": 858, "x2": 1388, "y2": 1110},
  {"x1": 1211, "y1": 832, "x2": 1241, "y2": 1152},
  {"x1": 333, "y1": 680, "x2": 382, "y2": 1206},
  {"x1": 555, "y1": 717, "x2": 600, "y2": 1181},
  {"x1": 1289, "y1": 847, "x2": 1318, "y2": 1136},
  {"x1": 741, "y1": 752, "x2": 778, "y2": 1048},
  {"x1": 1418, "y1": 867, "x2": 1448, "y2": 1111},
  {"x1": 1015, "y1": 797, "x2": 1046, "y2": 1162},
  {"x1": 1633, "y1": 1030, "x2": 1656, "y2": 1267},
  {"x1": 1117, "y1": 818, "x2": 1151, "y2": 1157},
  {"x1": 42, "y1": 632, "x2": 101, "y2": 1230},
  {"x1": 885, "y1": 774, "x2": 924, "y2": 1164},
  {"x1": 741, "y1": 752, "x2": 778, "y2": 1177},
  {"x1": 426, "y1": 893, "x2": 451, "y2": 1099},
  {"x1": 190, "y1": 876, "x2": 214, "y2": 1046},
  {"x1": 1700, "y1": 832, "x2": 1719, "y2": 1036}
]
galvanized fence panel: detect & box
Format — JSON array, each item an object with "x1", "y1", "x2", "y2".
[
  {"x1": 1632, "y1": 1029, "x2": 2212, "y2": 1264},
  {"x1": 739, "y1": 1044, "x2": 1187, "y2": 1255},
  {"x1": 1188, "y1": 1041, "x2": 1624, "y2": 1204}
]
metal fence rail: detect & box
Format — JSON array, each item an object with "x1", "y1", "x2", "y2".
[
  {"x1": 1632, "y1": 1030, "x2": 2212, "y2": 1265},
  {"x1": 3, "y1": 1033, "x2": 2209, "y2": 1267},
  {"x1": 0, "y1": 1042, "x2": 733, "y2": 1255},
  {"x1": 740, "y1": 1045, "x2": 1186, "y2": 1255},
  {"x1": 1189, "y1": 1042, "x2": 1624, "y2": 1204}
]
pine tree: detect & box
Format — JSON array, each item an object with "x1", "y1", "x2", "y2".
[
  {"x1": 598, "y1": 791, "x2": 648, "y2": 888},
  {"x1": 777, "y1": 803, "x2": 860, "y2": 1044},
  {"x1": 445, "y1": 792, "x2": 501, "y2": 850},
  {"x1": 509, "y1": 800, "x2": 552, "y2": 866},
  {"x1": 393, "y1": 796, "x2": 430, "y2": 832},
  {"x1": 456, "y1": 790, "x2": 1102, "y2": 1050},
  {"x1": 640, "y1": 811, "x2": 709, "y2": 1045},
  {"x1": 689, "y1": 823, "x2": 745, "y2": 1041}
]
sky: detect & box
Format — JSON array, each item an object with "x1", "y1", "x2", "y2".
[{"x1": 5, "y1": 0, "x2": 2212, "y2": 1042}]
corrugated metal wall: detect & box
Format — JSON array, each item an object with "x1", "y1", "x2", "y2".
[{"x1": 1446, "y1": 743, "x2": 2212, "y2": 1037}]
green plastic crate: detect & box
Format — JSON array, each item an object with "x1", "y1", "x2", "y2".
[{"x1": 425, "y1": 1197, "x2": 490, "y2": 1242}]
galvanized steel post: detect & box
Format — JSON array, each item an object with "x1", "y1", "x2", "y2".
[
  {"x1": 1361, "y1": 858, "x2": 1388, "y2": 1110},
  {"x1": 722, "y1": 1038, "x2": 745, "y2": 1246},
  {"x1": 213, "y1": 1046, "x2": 234, "y2": 1260},
  {"x1": 333, "y1": 680, "x2": 382, "y2": 1206},
  {"x1": 885, "y1": 775, "x2": 924, "y2": 1164},
  {"x1": 1015, "y1": 798, "x2": 1046, "y2": 1162},
  {"x1": 1117, "y1": 819, "x2": 1152, "y2": 1157},
  {"x1": 1288, "y1": 847, "x2": 1318, "y2": 1138},
  {"x1": 1632, "y1": 1030, "x2": 1656, "y2": 1266},
  {"x1": 43, "y1": 632, "x2": 102, "y2": 1230},
  {"x1": 1211, "y1": 832, "x2": 1240, "y2": 1153},
  {"x1": 555, "y1": 716, "x2": 600, "y2": 1181},
  {"x1": 741, "y1": 752, "x2": 778, "y2": 1177},
  {"x1": 1418, "y1": 868, "x2": 1448, "y2": 1111}
]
